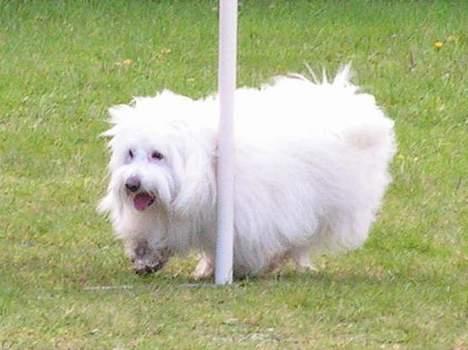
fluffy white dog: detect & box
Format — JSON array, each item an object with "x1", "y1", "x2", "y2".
[{"x1": 98, "y1": 66, "x2": 396, "y2": 278}]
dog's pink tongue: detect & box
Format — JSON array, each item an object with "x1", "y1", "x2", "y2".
[{"x1": 134, "y1": 193, "x2": 154, "y2": 211}]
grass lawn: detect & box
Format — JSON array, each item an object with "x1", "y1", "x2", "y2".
[{"x1": 1, "y1": 0, "x2": 467, "y2": 348}]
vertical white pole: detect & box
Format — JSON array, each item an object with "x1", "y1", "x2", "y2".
[{"x1": 215, "y1": 0, "x2": 238, "y2": 285}]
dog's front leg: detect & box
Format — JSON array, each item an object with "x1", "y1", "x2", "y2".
[
  {"x1": 192, "y1": 253, "x2": 214, "y2": 280},
  {"x1": 124, "y1": 239, "x2": 171, "y2": 275}
]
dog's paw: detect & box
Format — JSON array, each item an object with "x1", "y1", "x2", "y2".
[
  {"x1": 133, "y1": 259, "x2": 166, "y2": 275},
  {"x1": 192, "y1": 254, "x2": 214, "y2": 280},
  {"x1": 295, "y1": 263, "x2": 318, "y2": 273},
  {"x1": 129, "y1": 240, "x2": 171, "y2": 276},
  {"x1": 290, "y1": 248, "x2": 318, "y2": 273}
]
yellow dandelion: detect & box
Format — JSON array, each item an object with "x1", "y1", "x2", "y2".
[
  {"x1": 122, "y1": 59, "x2": 133, "y2": 65},
  {"x1": 433, "y1": 41, "x2": 443, "y2": 49}
]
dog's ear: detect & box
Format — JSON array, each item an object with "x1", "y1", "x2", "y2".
[
  {"x1": 108, "y1": 104, "x2": 133, "y2": 124},
  {"x1": 100, "y1": 105, "x2": 134, "y2": 138},
  {"x1": 172, "y1": 132, "x2": 216, "y2": 215},
  {"x1": 97, "y1": 185, "x2": 125, "y2": 231}
]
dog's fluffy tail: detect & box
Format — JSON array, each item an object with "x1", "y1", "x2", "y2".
[
  {"x1": 331, "y1": 64, "x2": 353, "y2": 87},
  {"x1": 300, "y1": 63, "x2": 354, "y2": 88}
]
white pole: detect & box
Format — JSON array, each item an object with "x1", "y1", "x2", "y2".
[{"x1": 215, "y1": 0, "x2": 238, "y2": 285}]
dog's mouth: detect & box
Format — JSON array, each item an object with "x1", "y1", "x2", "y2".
[{"x1": 133, "y1": 192, "x2": 155, "y2": 211}]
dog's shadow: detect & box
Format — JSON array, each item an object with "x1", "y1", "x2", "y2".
[{"x1": 81, "y1": 253, "x2": 440, "y2": 292}]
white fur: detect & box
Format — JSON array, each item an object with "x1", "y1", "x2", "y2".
[{"x1": 98, "y1": 66, "x2": 396, "y2": 278}]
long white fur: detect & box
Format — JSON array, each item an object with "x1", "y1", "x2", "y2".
[{"x1": 99, "y1": 66, "x2": 396, "y2": 277}]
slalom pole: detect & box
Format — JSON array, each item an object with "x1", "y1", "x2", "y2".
[{"x1": 215, "y1": 0, "x2": 238, "y2": 285}]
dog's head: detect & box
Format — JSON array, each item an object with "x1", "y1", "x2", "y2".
[{"x1": 98, "y1": 91, "x2": 216, "y2": 223}]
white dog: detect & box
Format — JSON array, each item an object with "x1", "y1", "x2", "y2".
[{"x1": 98, "y1": 66, "x2": 396, "y2": 278}]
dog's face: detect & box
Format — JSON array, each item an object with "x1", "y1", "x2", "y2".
[
  {"x1": 107, "y1": 130, "x2": 176, "y2": 212},
  {"x1": 99, "y1": 92, "x2": 217, "y2": 219}
]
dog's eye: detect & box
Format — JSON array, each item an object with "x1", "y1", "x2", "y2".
[
  {"x1": 128, "y1": 150, "x2": 134, "y2": 159},
  {"x1": 151, "y1": 151, "x2": 164, "y2": 161}
]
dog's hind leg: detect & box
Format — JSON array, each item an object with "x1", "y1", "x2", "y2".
[
  {"x1": 192, "y1": 253, "x2": 214, "y2": 280},
  {"x1": 291, "y1": 247, "x2": 317, "y2": 273}
]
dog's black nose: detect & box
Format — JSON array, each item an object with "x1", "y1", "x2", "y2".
[{"x1": 125, "y1": 176, "x2": 141, "y2": 192}]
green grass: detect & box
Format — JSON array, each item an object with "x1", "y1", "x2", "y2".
[{"x1": 1, "y1": 0, "x2": 467, "y2": 348}]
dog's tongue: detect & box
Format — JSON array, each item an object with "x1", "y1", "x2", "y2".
[{"x1": 134, "y1": 193, "x2": 154, "y2": 211}]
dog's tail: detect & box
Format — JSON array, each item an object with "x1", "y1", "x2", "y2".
[
  {"x1": 299, "y1": 63, "x2": 354, "y2": 87},
  {"x1": 331, "y1": 64, "x2": 353, "y2": 87}
]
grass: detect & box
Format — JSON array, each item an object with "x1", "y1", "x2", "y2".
[{"x1": 0, "y1": 0, "x2": 467, "y2": 348}]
